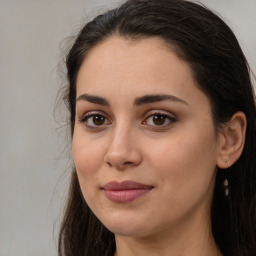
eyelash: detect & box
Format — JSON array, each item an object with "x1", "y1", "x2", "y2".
[{"x1": 79, "y1": 111, "x2": 177, "y2": 130}]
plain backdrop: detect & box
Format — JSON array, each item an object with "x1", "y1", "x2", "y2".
[{"x1": 0, "y1": 1, "x2": 255, "y2": 255}]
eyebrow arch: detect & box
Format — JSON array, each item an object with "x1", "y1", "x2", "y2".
[
  {"x1": 134, "y1": 94, "x2": 188, "y2": 106},
  {"x1": 76, "y1": 94, "x2": 110, "y2": 106}
]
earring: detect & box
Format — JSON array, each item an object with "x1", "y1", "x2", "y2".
[
  {"x1": 223, "y1": 178, "x2": 229, "y2": 196},
  {"x1": 223, "y1": 160, "x2": 229, "y2": 196}
]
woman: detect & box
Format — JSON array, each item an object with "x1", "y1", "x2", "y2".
[{"x1": 58, "y1": 0, "x2": 256, "y2": 255}]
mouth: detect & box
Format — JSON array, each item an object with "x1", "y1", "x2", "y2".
[{"x1": 102, "y1": 180, "x2": 154, "y2": 203}]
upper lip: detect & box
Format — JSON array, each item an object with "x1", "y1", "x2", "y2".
[{"x1": 103, "y1": 180, "x2": 154, "y2": 191}]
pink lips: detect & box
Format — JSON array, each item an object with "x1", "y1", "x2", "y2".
[{"x1": 103, "y1": 181, "x2": 153, "y2": 203}]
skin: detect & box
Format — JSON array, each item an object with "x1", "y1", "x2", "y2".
[{"x1": 72, "y1": 36, "x2": 227, "y2": 256}]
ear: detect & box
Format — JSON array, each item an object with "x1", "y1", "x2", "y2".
[{"x1": 216, "y1": 111, "x2": 247, "y2": 169}]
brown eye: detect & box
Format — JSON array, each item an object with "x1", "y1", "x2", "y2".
[
  {"x1": 81, "y1": 113, "x2": 110, "y2": 127},
  {"x1": 152, "y1": 114, "x2": 166, "y2": 125},
  {"x1": 92, "y1": 115, "x2": 106, "y2": 125},
  {"x1": 143, "y1": 113, "x2": 176, "y2": 127}
]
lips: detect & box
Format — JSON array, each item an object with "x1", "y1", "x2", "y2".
[{"x1": 102, "y1": 181, "x2": 154, "y2": 203}]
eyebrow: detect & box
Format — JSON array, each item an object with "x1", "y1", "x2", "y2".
[
  {"x1": 76, "y1": 93, "x2": 188, "y2": 106},
  {"x1": 76, "y1": 94, "x2": 110, "y2": 106},
  {"x1": 134, "y1": 94, "x2": 188, "y2": 106}
]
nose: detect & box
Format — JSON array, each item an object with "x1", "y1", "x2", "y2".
[{"x1": 104, "y1": 126, "x2": 142, "y2": 170}]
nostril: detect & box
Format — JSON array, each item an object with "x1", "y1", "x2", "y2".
[
  {"x1": 106, "y1": 160, "x2": 113, "y2": 167},
  {"x1": 123, "y1": 161, "x2": 133, "y2": 166},
  {"x1": 105, "y1": 159, "x2": 135, "y2": 169}
]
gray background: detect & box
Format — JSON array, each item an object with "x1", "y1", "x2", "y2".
[{"x1": 0, "y1": 1, "x2": 255, "y2": 255}]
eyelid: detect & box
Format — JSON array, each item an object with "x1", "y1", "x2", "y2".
[
  {"x1": 143, "y1": 109, "x2": 177, "y2": 119},
  {"x1": 78, "y1": 110, "x2": 109, "y2": 119}
]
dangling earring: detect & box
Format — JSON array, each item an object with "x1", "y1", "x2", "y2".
[
  {"x1": 224, "y1": 160, "x2": 229, "y2": 196},
  {"x1": 223, "y1": 178, "x2": 229, "y2": 196}
]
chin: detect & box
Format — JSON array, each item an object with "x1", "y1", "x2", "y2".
[
  {"x1": 100, "y1": 214, "x2": 156, "y2": 238},
  {"x1": 107, "y1": 224, "x2": 148, "y2": 238}
]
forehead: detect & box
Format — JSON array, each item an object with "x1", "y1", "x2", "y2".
[
  {"x1": 77, "y1": 36, "x2": 187, "y2": 83},
  {"x1": 76, "y1": 36, "x2": 210, "y2": 110}
]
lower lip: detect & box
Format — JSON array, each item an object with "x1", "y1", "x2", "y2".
[{"x1": 104, "y1": 188, "x2": 152, "y2": 203}]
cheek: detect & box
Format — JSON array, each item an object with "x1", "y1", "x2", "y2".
[
  {"x1": 147, "y1": 124, "x2": 218, "y2": 201},
  {"x1": 72, "y1": 130, "x2": 105, "y2": 193}
]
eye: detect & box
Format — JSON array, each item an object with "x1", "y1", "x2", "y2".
[
  {"x1": 143, "y1": 112, "x2": 176, "y2": 127},
  {"x1": 79, "y1": 112, "x2": 110, "y2": 128}
]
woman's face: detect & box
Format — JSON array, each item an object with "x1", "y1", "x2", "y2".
[{"x1": 73, "y1": 36, "x2": 221, "y2": 238}]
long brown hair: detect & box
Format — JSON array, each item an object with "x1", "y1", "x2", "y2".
[{"x1": 58, "y1": 1, "x2": 256, "y2": 255}]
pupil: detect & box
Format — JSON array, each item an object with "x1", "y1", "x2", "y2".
[
  {"x1": 153, "y1": 115, "x2": 165, "y2": 125},
  {"x1": 93, "y1": 115, "x2": 105, "y2": 125}
]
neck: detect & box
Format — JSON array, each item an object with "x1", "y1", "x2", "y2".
[{"x1": 115, "y1": 234, "x2": 221, "y2": 256}]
